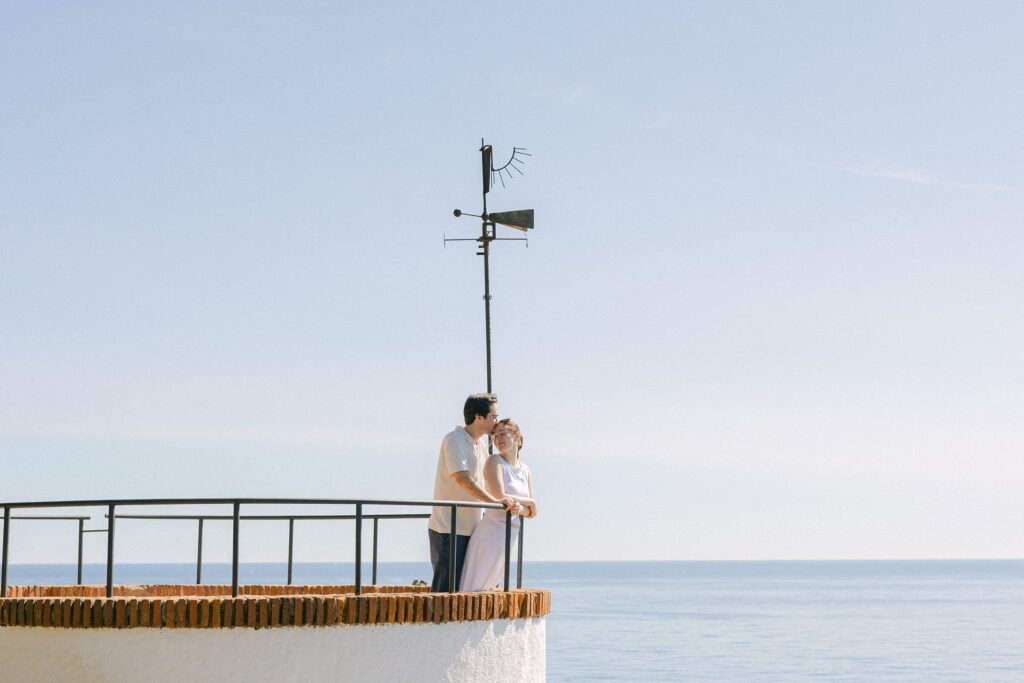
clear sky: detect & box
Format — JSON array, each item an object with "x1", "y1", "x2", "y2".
[{"x1": 1, "y1": 2, "x2": 1021, "y2": 565}]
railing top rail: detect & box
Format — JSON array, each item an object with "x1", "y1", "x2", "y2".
[
  {"x1": 9, "y1": 516, "x2": 91, "y2": 521},
  {"x1": 112, "y1": 513, "x2": 430, "y2": 521},
  {"x1": 0, "y1": 497, "x2": 504, "y2": 510}
]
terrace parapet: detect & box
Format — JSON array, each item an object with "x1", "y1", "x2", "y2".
[{"x1": 0, "y1": 584, "x2": 551, "y2": 629}]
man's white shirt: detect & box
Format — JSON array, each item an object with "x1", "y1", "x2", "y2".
[{"x1": 427, "y1": 425, "x2": 488, "y2": 536}]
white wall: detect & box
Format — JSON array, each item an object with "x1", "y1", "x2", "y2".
[{"x1": 0, "y1": 618, "x2": 546, "y2": 683}]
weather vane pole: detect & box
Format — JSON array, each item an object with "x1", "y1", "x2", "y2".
[{"x1": 448, "y1": 139, "x2": 534, "y2": 395}]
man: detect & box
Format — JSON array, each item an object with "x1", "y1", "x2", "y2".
[{"x1": 427, "y1": 393, "x2": 519, "y2": 592}]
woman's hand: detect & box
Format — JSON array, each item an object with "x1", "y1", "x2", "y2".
[{"x1": 501, "y1": 496, "x2": 523, "y2": 516}]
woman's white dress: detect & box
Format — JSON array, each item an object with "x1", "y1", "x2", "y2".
[{"x1": 460, "y1": 457, "x2": 531, "y2": 592}]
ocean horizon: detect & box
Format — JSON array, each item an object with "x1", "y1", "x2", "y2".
[{"x1": 5, "y1": 559, "x2": 1023, "y2": 681}]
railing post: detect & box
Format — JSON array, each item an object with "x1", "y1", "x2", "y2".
[
  {"x1": 105, "y1": 504, "x2": 115, "y2": 598},
  {"x1": 1, "y1": 506, "x2": 10, "y2": 598},
  {"x1": 372, "y1": 517, "x2": 378, "y2": 586},
  {"x1": 354, "y1": 503, "x2": 362, "y2": 595},
  {"x1": 195, "y1": 518, "x2": 204, "y2": 584},
  {"x1": 287, "y1": 518, "x2": 294, "y2": 586},
  {"x1": 517, "y1": 516, "x2": 524, "y2": 588},
  {"x1": 503, "y1": 509, "x2": 511, "y2": 591},
  {"x1": 448, "y1": 505, "x2": 457, "y2": 593},
  {"x1": 231, "y1": 503, "x2": 240, "y2": 598},
  {"x1": 77, "y1": 518, "x2": 84, "y2": 585}
]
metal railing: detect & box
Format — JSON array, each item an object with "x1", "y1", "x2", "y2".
[
  {"x1": 0, "y1": 498, "x2": 526, "y2": 599},
  {"x1": 111, "y1": 512, "x2": 431, "y2": 586},
  {"x1": 5, "y1": 515, "x2": 92, "y2": 585}
]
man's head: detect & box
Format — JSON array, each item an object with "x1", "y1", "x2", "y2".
[{"x1": 463, "y1": 393, "x2": 498, "y2": 433}]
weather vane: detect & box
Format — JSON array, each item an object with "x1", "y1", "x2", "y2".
[{"x1": 447, "y1": 139, "x2": 535, "y2": 395}]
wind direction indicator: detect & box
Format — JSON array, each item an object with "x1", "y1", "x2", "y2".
[{"x1": 447, "y1": 139, "x2": 535, "y2": 395}]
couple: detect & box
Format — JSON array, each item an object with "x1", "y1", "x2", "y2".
[{"x1": 427, "y1": 393, "x2": 537, "y2": 592}]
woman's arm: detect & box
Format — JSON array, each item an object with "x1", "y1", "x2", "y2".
[
  {"x1": 483, "y1": 455, "x2": 505, "y2": 500},
  {"x1": 522, "y1": 467, "x2": 537, "y2": 518},
  {"x1": 483, "y1": 456, "x2": 523, "y2": 515}
]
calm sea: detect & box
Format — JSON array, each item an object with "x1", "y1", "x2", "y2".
[{"x1": 6, "y1": 560, "x2": 1023, "y2": 681}]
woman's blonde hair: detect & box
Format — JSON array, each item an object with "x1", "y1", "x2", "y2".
[{"x1": 495, "y1": 418, "x2": 524, "y2": 452}]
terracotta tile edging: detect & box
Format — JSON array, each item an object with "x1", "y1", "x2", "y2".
[{"x1": 0, "y1": 585, "x2": 550, "y2": 629}]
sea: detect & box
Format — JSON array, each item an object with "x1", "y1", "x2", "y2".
[{"x1": 6, "y1": 560, "x2": 1023, "y2": 682}]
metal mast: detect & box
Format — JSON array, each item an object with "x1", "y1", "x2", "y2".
[{"x1": 448, "y1": 139, "x2": 534, "y2": 395}]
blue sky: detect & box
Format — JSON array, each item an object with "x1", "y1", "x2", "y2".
[{"x1": 1, "y1": 2, "x2": 1022, "y2": 564}]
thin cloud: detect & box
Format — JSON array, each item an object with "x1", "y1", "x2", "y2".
[
  {"x1": 501, "y1": 70, "x2": 593, "y2": 107},
  {"x1": 638, "y1": 111, "x2": 683, "y2": 130},
  {"x1": 526, "y1": 83, "x2": 592, "y2": 106},
  {"x1": 0, "y1": 421, "x2": 431, "y2": 450},
  {"x1": 810, "y1": 161, "x2": 1016, "y2": 194}
]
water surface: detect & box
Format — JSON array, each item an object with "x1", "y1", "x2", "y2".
[{"x1": 8, "y1": 560, "x2": 1022, "y2": 681}]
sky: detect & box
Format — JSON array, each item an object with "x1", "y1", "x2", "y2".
[{"x1": 1, "y1": 1, "x2": 1022, "y2": 565}]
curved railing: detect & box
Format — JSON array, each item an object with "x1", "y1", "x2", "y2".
[{"x1": 0, "y1": 498, "x2": 527, "y2": 599}]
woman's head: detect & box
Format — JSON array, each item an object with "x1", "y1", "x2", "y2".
[{"x1": 493, "y1": 418, "x2": 524, "y2": 453}]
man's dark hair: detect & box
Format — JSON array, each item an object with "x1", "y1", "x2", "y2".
[{"x1": 463, "y1": 393, "x2": 497, "y2": 425}]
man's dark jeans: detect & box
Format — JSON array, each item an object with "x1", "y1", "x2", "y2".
[{"x1": 429, "y1": 529, "x2": 471, "y2": 592}]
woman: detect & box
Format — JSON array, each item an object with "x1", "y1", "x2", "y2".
[{"x1": 460, "y1": 418, "x2": 537, "y2": 592}]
